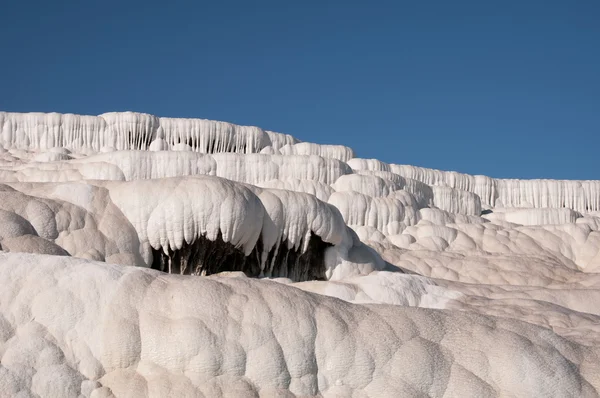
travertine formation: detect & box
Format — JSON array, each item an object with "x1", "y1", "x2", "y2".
[{"x1": 1, "y1": 111, "x2": 599, "y2": 397}]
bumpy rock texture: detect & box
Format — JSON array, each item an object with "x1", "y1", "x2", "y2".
[{"x1": 1, "y1": 111, "x2": 600, "y2": 397}]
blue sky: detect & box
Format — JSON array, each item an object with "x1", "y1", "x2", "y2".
[{"x1": 1, "y1": 0, "x2": 598, "y2": 179}]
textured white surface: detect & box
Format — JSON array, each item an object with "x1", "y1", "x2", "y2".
[
  {"x1": 0, "y1": 111, "x2": 298, "y2": 155},
  {"x1": 278, "y1": 142, "x2": 355, "y2": 162},
  {"x1": 349, "y1": 157, "x2": 600, "y2": 213},
  {"x1": 1, "y1": 111, "x2": 600, "y2": 397},
  {"x1": 1, "y1": 254, "x2": 599, "y2": 398}
]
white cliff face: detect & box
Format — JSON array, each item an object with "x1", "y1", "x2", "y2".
[{"x1": 1, "y1": 110, "x2": 600, "y2": 397}]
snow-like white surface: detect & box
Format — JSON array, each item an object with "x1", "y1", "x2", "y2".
[
  {"x1": 278, "y1": 142, "x2": 355, "y2": 162},
  {"x1": 0, "y1": 111, "x2": 298, "y2": 154},
  {"x1": 350, "y1": 157, "x2": 600, "y2": 213},
  {"x1": 2, "y1": 254, "x2": 599, "y2": 397},
  {"x1": 1, "y1": 111, "x2": 600, "y2": 397}
]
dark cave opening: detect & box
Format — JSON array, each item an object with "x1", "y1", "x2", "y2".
[{"x1": 150, "y1": 231, "x2": 331, "y2": 282}]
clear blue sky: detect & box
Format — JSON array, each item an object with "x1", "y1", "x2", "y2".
[{"x1": 1, "y1": 0, "x2": 598, "y2": 179}]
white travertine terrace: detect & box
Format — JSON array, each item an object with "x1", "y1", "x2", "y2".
[
  {"x1": 158, "y1": 117, "x2": 270, "y2": 154},
  {"x1": 349, "y1": 157, "x2": 600, "y2": 213},
  {"x1": 256, "y1": 178, "x2": 334, "y2": 202},
  {"x1": 328, "y1": 191, "x2": 420, "y2": 236},
  {"x1": 1, "y1": 111, "x2": 600, "y2": 397},
  {"x1": 212, "y1": 153, "x2": 353, "y2": 186},
  {"x1": 355, "y1": 169, "x2": 434, "y2": 208},
  {"x1": 0, "y1": 111, "x2": 295, "y2": 154},
  {"x1": 278, "y1": 142, "x2": 355, "y2": 162},
  {"x1": 332, "y1": 174, "x2": 402, "y2": 197},
  {"x1": 431, "y1": 185, "x2": 482, "y2": 215},
  {"x1": 264, "y1": 130, "x2": 300, "y2": 150}
]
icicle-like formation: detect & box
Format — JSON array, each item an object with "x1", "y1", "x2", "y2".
[
  {"x1": 348, "y1": 159, "x2": 494, "y2": 206},
  {"x1": 385, "y1": 163, "x2": 495, "y2": 207},
  {"x1": 265, "y1": 130, "x2": 300, "y2": 150},
  {"x1": 328, "y1": 191, "x2": 420, "y2": 236},
  {"x1": 57, "y1": 114, "x2": 107, "y2": 151},
  {"x1": 0, "y1": 111, "x2": 159, "y2": 152},
  {"x1": 0, "y1": 112, "x2": 108, "y2": 151},
  {"x1": 158, "y1": 117, "x2": 271, "y2": 154},
  {"x1": 495, "y1": 179, "x2": 600, "y2": 213},
  {"x1": 99, "y1": 112, "x2": 159, "y2": 151},
  {"x1": 96, "y1": 175, "x2": 361, "y2": 281},
  {"x1": 390, "y1": 165, "x2": 496, "y2": 208},
  {"x1": 385, "y1": 190, "x2": 417, "y2": 208},
  {"x1": 279, "y1": 142, "x2": 355, "y2": 162},
  {"x1": 0, "y1": 176, "x2": 370, "y2": 282},
  {"x1": 432, "y1": 186, "x2": 482, "y2": 215},
  {"x1": 258, "y1": 188, "x2": 349, "y2": 253},
  {"x1": 4, "y1": 111, "x2": 600, "y2": 214},
  {"x1": 105, "y1": 176, "x2": 266, "y2": 257},
  {"x1": 0, "y1": 112, "x2": 302, "y2": 156},
  {"x1": 149, "y1": 232, "x2": 331, "y2": 281},
  {"x1": 349, "y1": 157, "x2": 600, "y2": 214}
]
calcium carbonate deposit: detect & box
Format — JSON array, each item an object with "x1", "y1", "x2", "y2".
[{"x1": 1, "y1": 111, "x2": 600, "y2": 397}]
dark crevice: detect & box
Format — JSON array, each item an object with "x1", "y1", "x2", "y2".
[
  {"x1": 150, "y1": 231, "x2": 330, "y2": 282},
  {"x1": 232, "y1": 143, "x2": 247, "y2": 153},
  {"x1": 185, "y1": 137, "x2": 194, "y2": 148}
]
